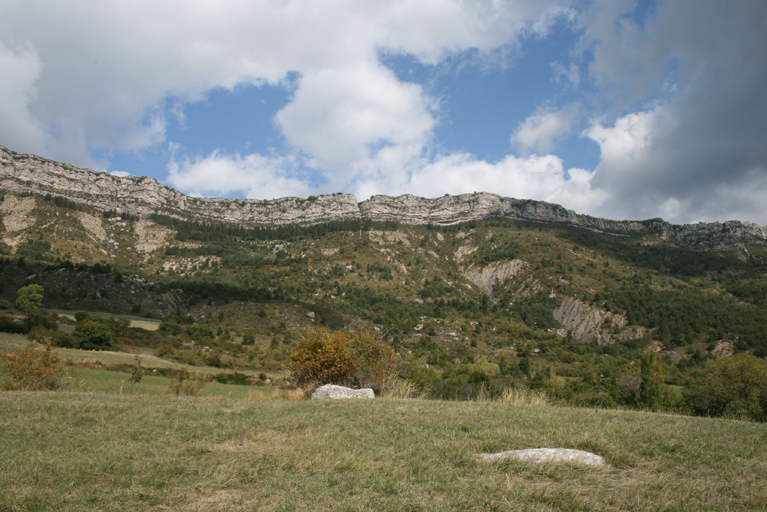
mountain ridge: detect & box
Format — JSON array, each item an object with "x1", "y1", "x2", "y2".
[{"x1": 2, "y1": 144, "x2": 766, "y2": 252}]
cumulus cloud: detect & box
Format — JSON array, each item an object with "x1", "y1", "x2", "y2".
[
  {"x1": 511, "y1": 105, "x2": 579, "y2": 155},
  {"x1": 578, "y1": 0, "x2": 767, "y2": 223},
  {"x1": 350, "y1": 151, "x2": 606, "y2": 216},
  {"x1": 275, "y1": 62, "x2": 435, "y2": 172},
  {"x1": 0, "y1": 0, "x2": 570, "y2": 168},
  {"x1": 166, "y1": 149, "x2": 312, "y2": 200}
]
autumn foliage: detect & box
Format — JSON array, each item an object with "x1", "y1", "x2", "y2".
[
  {"x1": 290, "y1": 328, "x2": 398, "y2": 392},
  {"x1": 1, "y1": 339, "x2": 73, "y2": 391}
]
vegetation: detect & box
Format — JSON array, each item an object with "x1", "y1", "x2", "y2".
[
  {"x1": 290, "y1": 328, "x2": 398, "y2": 392},
  {"x1": 1, "y1": 339, "x2": 73, "y2": 391},
  {"x1": 2, "y1": 190, "x2": 767, "y2": 417},
  {"x1": 14, "y1": 284, "x2": 44, "y2": 315},
  {"x1": 684, "y1": 354, "x2": 767, "y2": 422},
  {"x1": 1, "y1": 391, "x2": 766, "y2": 511},
  {"x1": 168, "y1": 366, "x2": 206, "y2": 396}
]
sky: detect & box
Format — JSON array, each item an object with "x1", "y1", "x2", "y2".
[{"x1": 1, "y1": 0, "x2": 766, "y2": 225}]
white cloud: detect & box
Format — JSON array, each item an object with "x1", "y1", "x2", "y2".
[
  {"x1": 166, "y1": 150, "x2": 311, "y2": 200},
  {"x1": 3, "y1": 0, "x2": 766, "y2": 225},
  {"x1": 275, "y1": 62, "x2": 435, "y2": 172},
  {"x1": 0, "y1": 41, "x2": 45, "y2": 154},
  {"x1": 585, "y1": 108, "x2": 661, "y2": 172},
  {"x1": 352, "y1": 151, "x2": 606, "y2": 217},
  {"x1": 0, "y1": 0, "x2": 571, "y2": 170},
  {"x1": 511, "y1": 105, "x2": 579, "y2": 155}
]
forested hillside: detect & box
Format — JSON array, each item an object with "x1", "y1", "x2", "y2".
[{"x1": 2, "y1": 186, "x2": 767, "y2": 415}]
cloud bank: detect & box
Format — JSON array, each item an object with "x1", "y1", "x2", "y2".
[{"x1": 1, "y1": 0, "x2": 766, "y2": 224}]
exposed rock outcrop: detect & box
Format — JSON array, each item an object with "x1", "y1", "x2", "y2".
[
  {"x1": 554, "y1": 296, "x2": 645, "y2": 344},
  {"x1": 3, "y1": 145, "x2": 766, "y2": 252},
  {"x1": 311, "y1": 384, "x2": 375, "y2": 400},
  {"x1": 464, "y1": 259, "x2": 529, "y2": 300},
  {"x1": 478, "y1": 448, "x2": 607, "y2": 466}
]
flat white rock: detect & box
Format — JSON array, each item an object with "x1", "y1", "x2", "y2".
[
  {"x1": 311, "y1": 384, "x2": 375, "y2": 400},
  {"x1": 477, "y1": 448, "x2": 607, "y2": 466}
]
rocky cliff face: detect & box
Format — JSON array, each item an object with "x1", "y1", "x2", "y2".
[
  {"x1": 2, "y1": 144, "x2": 766, "y2": 252},
  {"x1": 0, "y1": 145, "x2": 361, "y2": 225}
]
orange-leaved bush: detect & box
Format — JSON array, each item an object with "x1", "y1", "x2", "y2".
[
  {"x1": 290, "y1": 328, "x2": 398, "y2": 392},
  {"x1": 1, "y1": 338, "x2": 73, "y2": 391}
]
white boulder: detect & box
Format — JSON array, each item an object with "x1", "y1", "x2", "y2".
[
  {"x1": 477, "y1": 448, "x2": 607, "y2": 466},
  {"x1": 311, "y1": 384, "x2": 375, "y2": 400}
]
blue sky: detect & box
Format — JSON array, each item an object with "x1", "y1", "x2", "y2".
[{"x1": 2, "y1": 1, "x2": 767, "y2": 224}]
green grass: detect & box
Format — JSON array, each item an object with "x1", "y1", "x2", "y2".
[
  {"x1": 50, "y1": 309, "x2": 162, "y2": 331},
  {"x1": 1, "y1": 392, "x2": 765, "y2": 511},
  {"x1": 71, "y1": 367, "x2": 276, "y2": 399},
  {"x1": 0, "y1": 332, "x2": 284, "y2": 380}
]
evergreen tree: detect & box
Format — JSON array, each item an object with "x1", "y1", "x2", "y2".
[{"x1": 640, "y1": 350, "x2": 666, "y2": 409}]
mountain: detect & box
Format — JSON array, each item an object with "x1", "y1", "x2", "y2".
[
  {"x1": 3, "y1": 144, "x2": 766, "y2": 252},
  {"x1": 2, "y1": 144, "x2": 767, "y2": 403}
]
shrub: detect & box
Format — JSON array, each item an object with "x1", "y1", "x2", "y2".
[
  {"x1": 290, "y1": 328, "x2": 398, "y2": 392},
  {"x1": 684, "y1": 354, "x2": 767, "y2": 421},
  {"x1": 15, "y1": 284, "x2": 44, "y2": 315},
  {"x1": 168, "y1": 367, "x2": 206, "y2": 396},
  {"x1": 74, "y1": 317, "x2": 115, "y2": 350},
  {"x1": 1, "y1": 339, "x2": 73, "y2": 391},
  {"x1": 128, "y1": 355, "x2": 143, "y2": 393}
]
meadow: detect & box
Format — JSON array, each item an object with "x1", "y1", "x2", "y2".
[{"x1": 1, "y1": 390, "x2": 765, "y2": 511}]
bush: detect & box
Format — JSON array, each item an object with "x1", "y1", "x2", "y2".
[
  {"x1": 1, "y1": 339, "x2": 73, "y2": 391},
  {"x1": 684, "y1": 354, "x2": 767, "y2": 421},
  {"x1": 74, "y1": 317, "x2": 114, "y2": 350},
  {"x1": 15, "y1": 284, "x2": 44, "y2": 315},
  {"x1": 290, "y1": 328, "x2": 398, "y2": 392},
  {"x1": 168, "y1": 367, "x2": 206, "y2": 396}
]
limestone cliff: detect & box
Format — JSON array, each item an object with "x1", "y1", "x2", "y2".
[{"x1": 2, "y1": 145, "x2": 766, "y2": 252}]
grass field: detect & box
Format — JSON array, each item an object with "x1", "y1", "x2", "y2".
[
  {"x1": 70, "y1": 368, "x2": 277, "y2": 399},
  {"x1": 1, "y1": 391, "x2": 765, "y2": 511},
  {"x1": 0, "y1": 332, "x2": 284, "y2": 380},
  {"x1": 50, "y1": 309, "x2": 162, "y2": 331}
]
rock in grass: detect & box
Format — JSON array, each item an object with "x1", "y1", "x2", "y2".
[
  {"x1": 477, "y1": 448, "x2": 607, "y2": 466},
  {"x1": 311, "y1": 384, "x2": 375, "y2": 400}
]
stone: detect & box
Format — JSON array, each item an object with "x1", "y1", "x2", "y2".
[
  {"x1": 311, "y1": 384, "x2": 375, "y2": 400},
  {"x1": 477, "y1": 448, "x2": 607, "y2": 467}
]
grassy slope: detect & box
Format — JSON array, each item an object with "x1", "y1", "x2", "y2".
[{"x1": 1, "y1": 392, "x2": 765, "y2": 512}]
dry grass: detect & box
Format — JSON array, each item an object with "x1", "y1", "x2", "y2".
[
  {"x1": 496, "y1": 386, "x2": 552, "y2": 406},
  {"x1": 380, "y1": 378, "x2": 428, "y2": 399},
  {"x1": 271, "y1": 387, "x2": 306, "y2": 400},
  {"x1": 1, "y1": 391, "x2": 765, "y2": 511}
]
